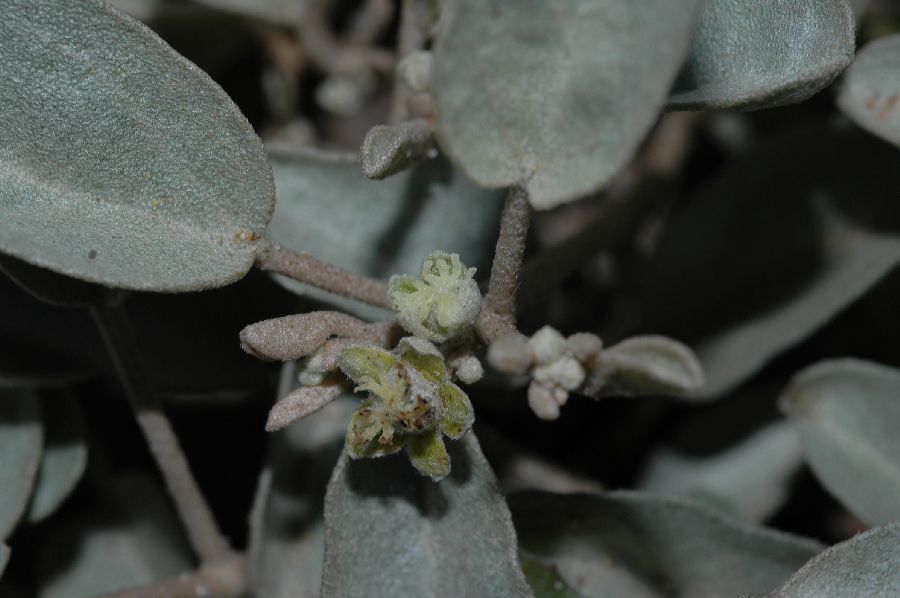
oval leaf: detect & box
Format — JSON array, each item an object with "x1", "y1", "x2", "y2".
[
  {"x1": 432, "y1": 0, "x2": 702, "y2": 209},
  {"x1": 322, "y1": 433, "x2": 532, "y2": 597},
  {"x1": 772, "y1": 521, "x2": 900, "y2": 597},
  {"x1": 838, "y1": 34, "x2": 900, "y2": 148},
  {"x1": 25, "y1": 392, "x2": 87, "y2": 524},
  {"x1": 632, "y1": 125, "x2": 900, "y2": 397},
  {"x1": 668, "y1": 0, "x2": 854, "y2": 110},
  {"x1": 0, "y1": 389, "x2": 42, "y2": 539},
  {"x1": 266, "y1": 148, "x2": 503, "y2": 315},
  {"x1": 588, "y1": 335, "x2": 705, "y2": 398},
  {"x1": 510, "y1": 491, "x2": 823, "y2": 598},
  {"x1": 779, "y1": 359, "x2": 900, "y2": 525},
  {"x1": 0, "y1": 0, "x2": 275, "y2": 292}
]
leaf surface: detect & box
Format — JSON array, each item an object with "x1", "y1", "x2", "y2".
[
  {"x1": 0, "y1": 0, "x2": 274, "y2": 292},
  {"x1": 0, "y1": 389, "x2": 42, "y2": 539},
  {"x1": 838, "y1": 34, "x2": 900, "y2": 147}
]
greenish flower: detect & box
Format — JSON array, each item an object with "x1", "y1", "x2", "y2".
[
  {"x1": 389, "y1": 252, "x2": 482, "y2": 344},
  {"x1": 338, "y1": 337, "x2": 475, "y2": 480}
]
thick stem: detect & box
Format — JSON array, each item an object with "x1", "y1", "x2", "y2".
[
  {"x1": 484, "y1": 186, "x2": 532, "y2": 318},
  {"x1": 93, "y1": 554, "x2": 246, "y2": 598},
  {"x1": 254, "y1": 240, "x2": 390, "y2": 309},
  {"x1": 91, "y1": 298, "x2": 233, "y2": 565}
]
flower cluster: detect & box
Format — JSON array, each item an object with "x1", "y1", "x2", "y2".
[{"x1": 338, "y1": 336, "x2": 475, "y2": 480}]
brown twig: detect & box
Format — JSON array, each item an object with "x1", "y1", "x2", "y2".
[
  {"x1": 254, "y1": 239, "x2": 390, "y2": 309},
  {"x1": 91, "y1": 298, "x2": 233, "y2": 566},
  {"x1": 93, "y1": 554, "x2": 246, "y2": 598}
]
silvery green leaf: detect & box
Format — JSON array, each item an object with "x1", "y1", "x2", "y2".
[
  {"x1": 772, "y1": 521, "x2": 900, "y2": 598},
  {"x1": 431, "y1": 0, "x2": 702, "y2": 209},
  {"x1": 668, "y1": 0, "x2": 855, "y2": 110},
  {"x1": 634, "y1": 125, "x2": 900, "y2": 397},
  {"x1": 25, "y1": 392, "x2": 87, "y2": 524},
  {"x1": 638, "y1": 421, "x2": 803, "y2": 521},
  {"x1": 194, "y1": 0, "x2": 304, "y2": 25},
  {"x1": 322, "y1": 433, "x2": 532, "y2": 597},
  {"x1": 0, "y1": 0, "x2": 275, "y2": 292},
  {"x1": 779, "y1": 359, "x2": 900, "y2": 525},
  {"x1": 510, "y1": 491, "x2": 823, "y2": 598},
  {"x1": 249, "y1": 362, "x2": 355, "y2": 598},
  {"x1": 588, "y1": 335, "x2": 705, "y2": 398},
  {"x1": 838, "y1": 34, "x2": 900, "y2": 147},
  {"x1": 37, "y1": 474, "x2": 192, "y2": 598},
  {"x1": 0, "y1": 389, "x2": 42, "y2": 539},
  {"x1": 266, "y1": 148, "x2": 503, "y2": 316},
  {"x1": 361, "y1": 120, "x2": 434, "y2": 180}
]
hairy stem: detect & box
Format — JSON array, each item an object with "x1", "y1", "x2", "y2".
[
  {"x1": 484, "y1": 186, "x2": 532, "y2": 319},
  {"x1": 93, "y1": 554, "x2": 246, "y2": 598},
  {"x1": 254, "y1": 239, "x2": 390, "y2": 309},
  {"x1": 91, "y1": 298, "x2": 233, "y2": 566}
]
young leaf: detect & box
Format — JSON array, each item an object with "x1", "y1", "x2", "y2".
[
  {"x1": 25, "y1": 392, "x2": 88, "y2": 524},
  {"x1": 322, "y1": 433, "x2": 532, "y2": 597},
  {"x1": 266, "y1": 148, "x2": 503, "y2": 316},
  {"x1": 668, "y1": 0, "x2": 855, "y2": 110},
  {"x1": 779, "y1": 359, "x2": 900, "y2": 525},
  {"x1": 632, "y1": 125, "x2": 900, "y2": 397},
  {"x1": 589, "y1": 335, "x2": 705, "y2": 398},
  {"x1": 510, "y1": 491, "x2": 823, "y2": 598},
  {"x1": 0, "y1": 389, "x2": 42, "y2": 539},
  {"x1": 36, "y1": 474, "x2": 193, "y2": 598},
  {"x1": 838, "y1": 34, "x2": 900, "y2": 148},
  {"x1": 772, "y1": 521, "x2": 900, "y2": 597},
  {"x1": 431, "y1": 0, "x2": 703, "y2": 209},
  {"x1": 361, "y1": 120, "x2": 434, "y2": 180},
  {"x1": 0, "y1": 0, "x2": 275, "y2": 292}
]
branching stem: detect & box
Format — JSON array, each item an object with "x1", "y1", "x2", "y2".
[
  {"x1": 254, "y1": 239, "x2": 390, "y2": 309},
  {"x1": 91, "y1": 297, "x2": 233, "y2": 567}
]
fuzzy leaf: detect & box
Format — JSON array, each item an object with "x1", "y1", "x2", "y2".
[
  {"x1": 266, "y1": 383, "x2": 344, "y2": 432},
  {"x1": 590, "y1": 336, "x2": 705, "y2": 398},
  {"x1": 322, "y1": 433, "x2": 532, "y2": 597},
  {"x1": 37, "y1": 474, "x2": 192, "y2": 598},
  {"x1": 668, "y1": 0, "x2": 855, "y2": 110},
  {"x1": 772, "y1": 521, "x2": 900, "y2": 597},
  {"x1": 0, "y1": 389, "x2": 42, "y2": 539},
  {"x1": 633, "y1": 125, "x2": 900, "y2": 397},
  {"x1": 25, "y1": 392, "x2": 87, "y2": 524},
  {"x1": 779, "y1": 359, "x2": 900, "y2": 525},
  {"x1": 510, "y1": 491, "x2": 823, "y2": 598},
  {"x1": 638, "y1": 421, "x2": 803, "y2": 521},
  {"x1": 431, "y1": 0, "x2": 702, "y2": 210},
  {"x1": 249, "y1": 362, "x2": 354, "y2": 598},
  {"x1": 838, "y1": 34, "x2": 900, "y2": 148},
  {"x1": 266, "y1": 148, "x2": 503, "y2": 316},
  {"x1": 0, "y1": 0, "x2": 274, "y2": 292},
  {"x1": 361, "y1": 120, "x2": 434, "y2": 180}
]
